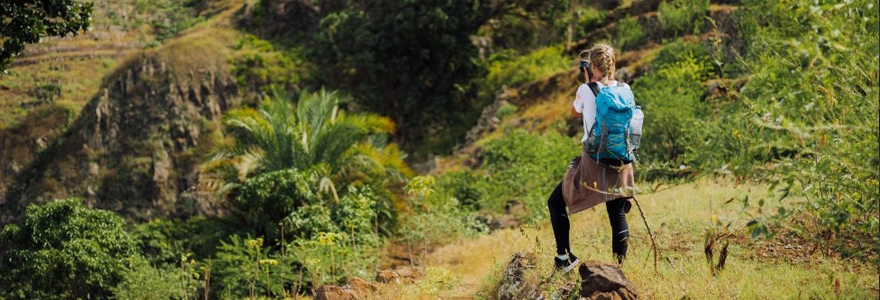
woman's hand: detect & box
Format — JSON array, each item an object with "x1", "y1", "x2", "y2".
[{"x1": 571, "y1": 106, "x2": 582, "y2": 117}]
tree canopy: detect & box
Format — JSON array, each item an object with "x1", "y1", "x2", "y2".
[
  {"x1": 0, "y1": 199, "x2": 137, "y2": 299},
  {"x1": 309, "y1": 0, "x2": 567, "y2": 155},
  {"x1": 0, "y1": 0, "x2": 93, "y2": 71}
]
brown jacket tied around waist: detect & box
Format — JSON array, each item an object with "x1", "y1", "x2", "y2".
[{"x1": 562, "y1": 152, "x2": 635, "y2": 215}]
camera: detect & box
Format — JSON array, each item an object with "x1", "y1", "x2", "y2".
[
  {"x1": 579, "y1": 59, "x2": 591, "y2": 71},
  {"x1": 579, "y1": 59, "x2": 593, "y2": 80}
]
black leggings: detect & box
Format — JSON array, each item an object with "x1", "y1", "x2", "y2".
[{"x1": 547, "y1": 181, "x2": 629, "y2": 262}]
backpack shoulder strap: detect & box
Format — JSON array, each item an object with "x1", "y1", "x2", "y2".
[{"x1": 587, "y1": 82, "x2": 599, "y2": 97}]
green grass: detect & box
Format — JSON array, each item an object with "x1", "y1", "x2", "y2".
[{"x1": 368, "y1": 179, "x2": 879, "y2": 299}]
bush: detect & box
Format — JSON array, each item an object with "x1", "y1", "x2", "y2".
[
  {"x1": 0, "y1": 199, "x2": 138, "y2": 299},
  {"x1": 614, "y1": 17, "x2": 644, "y2": 50},
  {"x1": 631, "y1": 41, "x2": 714, "y2": 178},
  {"x1": 132, "y1": 217, "x2": 229, "y2": 267},
  {"x1": 477, "y1": 130, "x2": 578, "y2": 221},
  {"x1": 211, "y1": 235, "x2": 298, "y2": 298},
  {"x1": 230, "y1": 34, "x2": 306, "y2": 93},
  {"x1": 575, "y1": 6, "x2": 609, "y2": 37},
  {"x1": 724, "y1": 0, "x2": 879, "y2": 259},
  {"x1": 112, "y1": 256, "x2": 188, "y2": 300},
  {"x1": 400, "y1": 176, "x2": 489, "y2": 249},
  {"x1": 482, "y1": 46, "x2": 570, "y2": 91},
  {"x1": 658, "y1": 0, "x2": 710, "y2": 35}
]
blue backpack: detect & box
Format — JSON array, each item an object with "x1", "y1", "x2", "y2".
[{"x1": 585, "y1": 82, "x2": 637, "y2": 163}]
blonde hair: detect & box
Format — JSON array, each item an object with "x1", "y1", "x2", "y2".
[{"x1": 588, "y1": 44, "x2": 616, "y2": 85}]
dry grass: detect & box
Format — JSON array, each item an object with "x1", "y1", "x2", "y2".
[{"x1": 366, "y1": 178, "x2": 879, "y2": 299}]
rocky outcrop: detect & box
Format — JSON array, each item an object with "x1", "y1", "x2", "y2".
[
  {"x1": 497, "y1": 252, "x2": 540, "y2": 300},
  {"x1": 496, "y1": 252, "x2": 639, "y2": 300},
  {"x1": 579, "y1": 261, "x2": 639, "y2": 299},
  {"x1": 1, "y1": 42, "x2": 243, "y2": 223},
  {"x1": 462, "y1": 89, "x2": 513, "y2": 147},
  {"x1": 0, "y1": 106, "x2": 71, "y2": 207}
]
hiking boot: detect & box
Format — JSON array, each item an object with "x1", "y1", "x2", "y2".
[{"x1": 554, "y1": 253, "x2": 580, "y2": 273}]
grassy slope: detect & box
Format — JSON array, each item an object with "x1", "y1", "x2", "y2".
[
  {"x1": 370, "y1": 179, "x2": 878, "y2": 299},
  {"x1": 370, "y1": 3, "x2": 880, "y2": 298}
]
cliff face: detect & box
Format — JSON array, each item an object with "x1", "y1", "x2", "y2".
[{"x1": 2, "y1": 45, "x2": 243, "y2": 223}]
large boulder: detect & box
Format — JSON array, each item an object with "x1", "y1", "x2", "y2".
[
  {"x1": 578, "y1": 261, "x2": 639, "y2": 299},
  {"x1": 496, "y1": 252, "x2": 639, "y2": 300}
]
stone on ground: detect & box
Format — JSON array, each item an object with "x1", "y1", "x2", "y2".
[{"x1": 578, "y1": 261, "x2": 639, "y2": 300}]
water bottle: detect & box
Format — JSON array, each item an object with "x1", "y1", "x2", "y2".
[{"x1": 629, "y1": 106, "x2": 643, "y2": 150}]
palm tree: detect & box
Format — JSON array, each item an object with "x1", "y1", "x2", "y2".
[
  {"x1": 205, "y1": 88, "x2": 411, "y2": 197},
  {"x1": 203, "y1": 89, "x2": 411, "y2": 240}
]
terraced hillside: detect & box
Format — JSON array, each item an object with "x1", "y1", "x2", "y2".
[{"x1": 0, "y1": 0, "x2": 258, "y2": 222}]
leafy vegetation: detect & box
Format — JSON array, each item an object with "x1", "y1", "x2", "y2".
[
  {"x1": 632, "y1": 40, "x2": 715, "y2": 177},
  {"x1": 480, "y1": 46, "x2": 570, "y2": 94},
  {"x1": 723, "y1": 0, "x2": 878, "y2": 258},
  {"x1": 1, "y1": 0, "x2": 877, "y2": 298},
  {"x1": 308, "y1": 0, "x2": 488, "y2": 155},
  {"x1": 206, "y1": 89, "x2": 407, "y2": 239},
  {"x1": 230, "y1": 34, "x2": 307, "y2": 93},
  {"x1": 658, "y1": 0, "x2": 711, "y2": 35},
  {"x1": 0, "y1": 0, "x2": 93, "y2": 71},
  {"x1": 615, "y1": 16, "x2": 644, "y2": 50},
  {"x1": 0, "y1": 199, "x2": 139, "y2": 298}
]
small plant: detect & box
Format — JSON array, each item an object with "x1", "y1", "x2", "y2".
[
  {"x1": 417, "y1": 267, "x2": 461, "y2": 295},
  {"x1": 614, "y1": 17, "x2": 644, "y2": 50},
  {"x1": 495, "y1": 103, "x2": 517, "y2": 120},
  {"x1": 29, "y1": 83, "x2": 62, "y2": 104},
  {"x1": 658, "y1": 0, "x2": 711, "y2": 35}
]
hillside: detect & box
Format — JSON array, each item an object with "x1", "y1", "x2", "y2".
[
  {"x1": 0, "y1": 0, "x2": 876, "y2": 299},
  {"x1": 0, "y1": 0, "x2": 249, "y2": 220}
]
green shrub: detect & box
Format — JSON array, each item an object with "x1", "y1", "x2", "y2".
[
  {"x1": 477, "y1": 130, "x2": 578, "y2": 221},
  {"x1": 435, "y1": 171, "x2": 485, "y2": 210},
  {"x1": 291, "y1": 229, "x2": 381, "y2": 288},
  {"x1": 481, "y1": 45, "x2": 570, "y2": 94},
  {"x1": 132, "y1": 217, "x2": 229, "y2": 267},
  {"x1": 658, "y1": 0, "x2": 710, "y2": 35},
  {"x1": 112, "y1": 256, "x2": 188, "y2": 300},
  {"x1": 495, "y1": 103, "x2": 518, "y2": 121},
  {"x1": 212, "y1": 235, "x2": 298, "y2": 298},
  {"x1": 230, "y1": 34, "x2": 306, "y2": 92},
  {"x1": 29, "y1": 83, "x2": 62, "y2": 104},
  {"x1": 0, "y1": 199, "x2": 139, "y2": 299},
  {"x1": 400, "y1": 176, "x2": 489, "y2": 248},
  {"x1": 575, "y1": 6, "x2": 609, "y2": 37},
  {"x1": 615, "y1": 17, "x2": 644, "y2": 50},
  {"x1": 723, "y1": 0, "x2": 879, "y2": 259},
  {"x1": 631, "y1": 41, "x2": 714, "y2": 178}
]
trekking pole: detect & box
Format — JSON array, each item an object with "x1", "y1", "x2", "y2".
[
  {"x1": 632, "y1": 197, "x2": 660, "y2": 273},
  {"x1": 630, "y1": 154, "x2": 661, "y2": 272}
]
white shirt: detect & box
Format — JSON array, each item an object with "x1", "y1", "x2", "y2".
[{"x1": 573, "y1": 80, "x2": 619, "y2": 142}]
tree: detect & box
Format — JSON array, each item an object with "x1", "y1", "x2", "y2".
[
  {"x1": 205, "y1": 89, "x2": 410, "y2": 239},
  {"x1": 0, "y1": 198, "x2": 138, "y2": 299},
  {"x1": 309, "y1": 0, "x2": 564, "y2": 155},
  {"x1": 207, "y1": 89, "x2": 409, "y2": 189},
  {"x1": 0, "y1": 0, "x2": 93, "y2": 71}
]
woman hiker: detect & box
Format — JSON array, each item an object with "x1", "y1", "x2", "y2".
[{"x1": 547, "y1": 43, "x2": 636, "y2": 273}]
